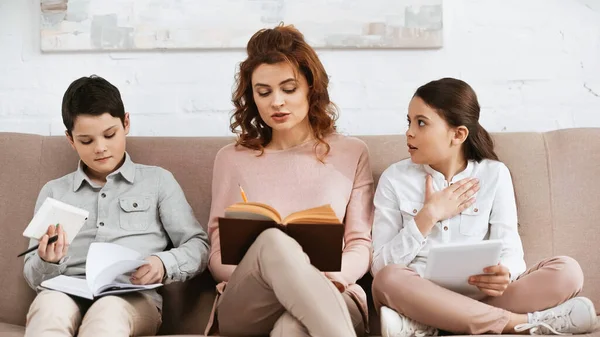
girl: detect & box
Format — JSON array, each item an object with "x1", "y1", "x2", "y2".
[
  {"x1": 205, "y1": 24, "x2": 374, "y2": 336},
  {"x1": 371, "y1": 78, "x2": 597, "y2": 336}
]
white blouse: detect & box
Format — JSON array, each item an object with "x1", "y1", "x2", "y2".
[{"x1": 371, "y1": 158, "x2": 526, "y2": 282}]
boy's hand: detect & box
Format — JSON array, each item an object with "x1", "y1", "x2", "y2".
[
  {"x1": 130, "y1": 256, "x2": 165, "y2": 285},
  {"x1": 469, "y1": 264, "x2": 511, "y2": 297},
  {"x1": 38, "y1": 224, "x2": 68, "y2": 263}
]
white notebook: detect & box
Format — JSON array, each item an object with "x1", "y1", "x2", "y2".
[
  {"x1": 424, "y1": 240, "x2": 503, "y2": 295},
  {"x1": 40, "y1": 242, "x2": 162, "y2": 300},
  {"x1": 23, "y1": 197, "x2": 89, "y2": 244}
]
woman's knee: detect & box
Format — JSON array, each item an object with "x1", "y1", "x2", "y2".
[
  {"x1": 255, "y1": 228, "x2": 305, "y2": 258},
  {"x1": 271, "y1": 312, "x2": 309, "y2": 337},
  {"x1": 256, "y1": 228, "x2": 290, "y2": 247}
]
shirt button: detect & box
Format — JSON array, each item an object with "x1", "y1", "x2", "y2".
[
  {"x1": 474, "y1": 208, "x2": 479, "y2": 213},
  {"x1": 412, "y1": 209, "x2": 417, "y2": 214},
  {"x1": 444, "y1": 226, "x2": 448, "y2": 231},
  {"x1": 99, "y1": 222, "x2": 104, "y2": 226},
  {"x1": 133, "y1": 202, "x2": 138, "y2": 208},
  {"x1": 101, "y1": 193, "x2": 106, "y2": 198}
]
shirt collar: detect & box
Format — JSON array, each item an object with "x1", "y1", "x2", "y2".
[
  {"x1": 424, "y1": 160, "x2": 474, "y2": 184},
  {"x1": 72, "y1": 153, "x2": 135, "y2": 192}
]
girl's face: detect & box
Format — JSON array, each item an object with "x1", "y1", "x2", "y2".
[{"x1": 405, "y1": 96, "x2": 458, "y2": 166}]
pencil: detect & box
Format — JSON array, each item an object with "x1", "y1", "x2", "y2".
[
  {"x1": 238, "y1": 184, "x2": 248, "y2": 203},
  {"x1": 17, "y1": 235, "x2": 59, "y2": 257}
]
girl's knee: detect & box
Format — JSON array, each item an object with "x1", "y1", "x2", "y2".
[
  {"x1": 554, "y1": 256, "x2": 584, "y2": 292},
  {"x1": 372, "y1": 264, "x2": 415, "y2": 296}
]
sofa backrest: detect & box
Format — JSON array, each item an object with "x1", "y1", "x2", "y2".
[{"x1": 0, "y1": 129, "x2": 598, "y2": 333}]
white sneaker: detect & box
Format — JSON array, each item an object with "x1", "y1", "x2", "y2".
[
  {"x1": 380, "y1": 306, "x2": 438, "y2": 337},
  {"x1": 514, "y1": 297, "x2": 598, "y2": 335}
]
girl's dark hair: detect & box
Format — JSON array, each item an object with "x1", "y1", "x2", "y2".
[
  {"x1": 414, "y1": 78, "x2": 498, "y2": 161},
  {"x1": 230, "y1": 24, "x2": 337, "y2": 159}
]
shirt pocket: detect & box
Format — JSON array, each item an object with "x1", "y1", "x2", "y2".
[
  {"x1": 459, "y1": 200, "x2": 492, "y2": 236},
  {"x1": 398, "y1": 199, "x2": 424, "y2": 225},
  {"x1": 119, "y1": 196, "x2": 152, "y2": 231}
]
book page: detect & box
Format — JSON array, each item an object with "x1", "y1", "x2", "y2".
[
  {"x1": 91, "y1": 260, "x2": 149, "y2": 295},
  {"x1": 96, "y1": 281, "x2": 162, "y2": 296},
  {"x1": 225, "y1": 202, "x2": 282, "y2": 223},
  {"x1": 23, "y1": 197, "x2": 89, "y2": 244},
  {"x1": 40, "y1": 275, "x2": 94, "y2": 300},
  {"x1": 86, "y1": 242, "x2": 146, "y2": 293},
  {"x1": 283, "y1": 204, "x2": 341, "y2": 225}
]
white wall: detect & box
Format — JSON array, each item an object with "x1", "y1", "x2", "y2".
[{"x1": 1, "y1": 0, "x2": 599, "y2": 136}]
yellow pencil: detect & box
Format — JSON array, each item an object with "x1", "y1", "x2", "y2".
[{"x1": 238, "y1": 184, "x2": 248, "y2": 203}]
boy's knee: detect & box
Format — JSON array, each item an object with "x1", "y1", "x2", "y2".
[
  {"x1": 87, "y1": 294, "x2": 159, "y2": 322},
  {"x1": 28, "y1": 290, "x2": 80, "y2": 317},
  {"x1": 89, "y1": 295, "x2": 140, "y2": 319},
  {"x1": 26, "y1": 291, "x2": 82, "y2": 335}
]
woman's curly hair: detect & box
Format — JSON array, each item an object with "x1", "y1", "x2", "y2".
[{"x1": 230, "y1": 24, "x2": 338, "y2": 159}]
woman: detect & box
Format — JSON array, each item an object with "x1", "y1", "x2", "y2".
[{"x1": 205, "y1": 24, "x2": 374, "y2": 337}]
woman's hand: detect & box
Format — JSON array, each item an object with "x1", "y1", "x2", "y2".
[{"x1": 325, "y1": 272, "x2": 347, "y2": 293}]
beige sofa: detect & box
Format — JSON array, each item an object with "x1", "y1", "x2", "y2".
[{"x1": 0, "y1": 129, "x2": 599, "y2": 337}]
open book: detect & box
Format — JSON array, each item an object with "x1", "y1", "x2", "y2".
[
  {"x1": 23, "y1": 197, "x2": 89, "y2": 244},
  {"x1": 218, "y1": 202, "x2": 344, "y2": 271},
  {"x1": 40, "y1": 242, "x2": 162, "y2": 300}
]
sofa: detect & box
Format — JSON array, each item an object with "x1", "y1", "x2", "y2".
[{"x1": 0, "y1": 128, "x2": 599, "y2": 336}]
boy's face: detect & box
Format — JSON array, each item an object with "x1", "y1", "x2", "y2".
[{"x1": 66, "y1": 112, "x2": 130, "y2": 181}]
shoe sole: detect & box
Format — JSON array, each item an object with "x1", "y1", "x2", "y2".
[{"x1": 573, "y1": 297, "x2": 598, "y2": 333}]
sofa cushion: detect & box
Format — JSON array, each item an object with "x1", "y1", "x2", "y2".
[
  {"x1": 0, "y1": 133, "x2": 42, "y2": 326},
  {"x1": 1, "y1": 130, "x2": 599, "y2": 335},
  {"x1": 0, "y1": 322, "x2": 25, "y2": 337},
  {"x1": 544, "y1": 128, "x2": 600, "y2": 313}
]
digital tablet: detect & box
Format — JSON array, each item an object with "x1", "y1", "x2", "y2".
[{"x1": 424, "y1": 240, "x2": 503, "y2": 295}]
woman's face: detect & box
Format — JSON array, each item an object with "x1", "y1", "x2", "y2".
[{"x1": 251, "y1": 62, "x2": 311, "y2": 135}]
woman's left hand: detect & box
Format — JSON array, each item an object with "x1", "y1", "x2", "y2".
[
  {"x1": 469, "y1": 264, "x2": 511, "y2": 297},
  {"x1": 325, "y1": 272, "x2": 347, "y2": 293}
]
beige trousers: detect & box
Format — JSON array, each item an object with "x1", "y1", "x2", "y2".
[
  {"x1": 372, "y1": 256, "x2": 584, "y2": 334},
  {"x1": 25, "y1": 289, "x2": 161, "y2": 337},
  {"x1": 217, "y1": 228, "x2": 364, "y2": 337}
]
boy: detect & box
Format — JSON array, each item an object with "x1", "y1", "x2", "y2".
[{"x1": 23, "y1": 75, "x2": 210, "y2": 336}]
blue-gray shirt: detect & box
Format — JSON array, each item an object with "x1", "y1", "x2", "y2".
[{"x1": 23, "y1": 153, "x2": 210, "y2": 309}]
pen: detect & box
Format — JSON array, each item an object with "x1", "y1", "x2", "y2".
[
  {"x1": 17, "y1": 235, "x2": 59, "y2": 257},
  {"x1": 238, "y1": 184, "x2": 248, "y2": 203}
]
